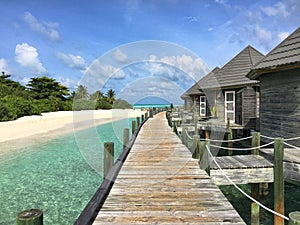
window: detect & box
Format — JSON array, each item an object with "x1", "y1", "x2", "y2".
[
  {"x1": 200, "y1": 96, "x2": 206, "y2": 116},
  {"x1": 225, "y1": 91, "x2": 235, "y2": 123}
]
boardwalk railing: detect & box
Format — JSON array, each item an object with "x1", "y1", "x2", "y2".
[{"x1": 74, "y1": 112, "x2": 150, "y2": 225}]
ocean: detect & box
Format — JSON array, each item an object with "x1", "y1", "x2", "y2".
[{"x1": 133, "y1": 103, "x2": 182, "y2": 109}]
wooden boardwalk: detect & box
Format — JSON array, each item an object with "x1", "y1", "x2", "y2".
[{"x1": 93, "y1": 112, "x2": 246, "y2": 224}]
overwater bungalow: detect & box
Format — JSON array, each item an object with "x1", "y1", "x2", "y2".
[
  {"x1": 247, "y1": 27, "x2": 300, "y2": 144},
  {"x1": 181, "y1": 67, "x2": 220, "y2": 116},
  {"x1": 182, "y1": 45, "x2": 264, "y2": 131}
]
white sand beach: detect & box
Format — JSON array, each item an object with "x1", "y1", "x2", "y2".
[{"x1": 0, "y1": 109, "x2": 147, "y2": 152}]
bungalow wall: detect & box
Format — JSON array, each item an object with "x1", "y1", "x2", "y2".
[
  {"x1": 259, "y1": 68, "x2": 300, "y2": 146},
  {"x1": 236, "y1": 86, "x2": 259, "y2": 130},
  {"x1": 184, "y1": 97, "x2": 193, "y2": 110}
]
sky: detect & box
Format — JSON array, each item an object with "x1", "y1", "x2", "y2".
[{"x1": 0, "y1": 0, "x2": 299, "y2": 105}]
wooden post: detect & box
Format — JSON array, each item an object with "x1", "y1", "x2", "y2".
[
  {"x1": 191, "y1": 135, "x2": 200, "y2": 159},
  {"x1": 227, "y1": 118, "x2": 233, "y2": 156},
  {"x1": 205, "y1": 141, "x2": 210, "y2": 176},
  {"x1": 205, "y1": 130, "x2": 210, "y2": 140},
  {"x1": 149, "y1": 109, "x2": 153, "y2": 118},
  {"x1": 123, "y1": 128, "x2": 129, "y2": 149},
  {"x1": 251, "y1": 183, "x2": 260, "y2": 225},
  {"x1": 16, "y1": 209, "x2": 43, "y2": 225},
  {"x1": 274, "y1": 138, "x2": 284, "y2": 225},
  {"x1": 132, "y1": 120, "x2": 136, "y2": 135},
  {"x1": 104, "y1": 142, "x2": 114, "y2": 178},
  {"x1": 145, "y1": 112, "x2": 148, "y2": 119},
  {"x1": 252, "y1": 132, "x2": 260, "y2": 155},
  {"x1": 194, "y1": 115, "x2": 198, "y2": 135},
  {"x1": 289, "y1": 211, "x2": 300, "y2": 225},
  {"x1": 136, "y1": 117, "x2": 140, "y2": 127},
  {"x1": 182, "y1": 127, "x2": 187, "y2": 146},
  {"x1": 251, "y1": 202, "x2": 260, "y2": 225},
  {"x1": 172, "y1": 121, "x2": 178, "y2": 135},
  {"x1": 141, "y1": 114, "x2": 145, "y2": 122},
  {"x1": 251, "y1": 131, "x2": 261, "y2": 224},
  {"x1": 180, "y1": 110, "x2": 184, "y2": 125},
  {"x1": 228, "y1": 129, "x2": 233, "y2": 156},
  {"x1": 198, "y1": 141, "x2": 206, "y2": 162}
]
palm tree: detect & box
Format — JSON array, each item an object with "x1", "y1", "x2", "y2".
[
  {"x1": 75, "y1": 85, "x2": 89, "y2": 100},
  {"x1": 106, "y1": 89, "x2": 115, "y2": 104},
  {"x1": 90, "y1": 90, "x2": 103, "y2": 102}
]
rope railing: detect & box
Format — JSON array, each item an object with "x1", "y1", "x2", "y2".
[
  {"x1": 261, "y1": 134, "x2": 300, "y2": 142},
  {"x1": 284, "y1": 136, "x2": 300, "y2": 141},
  {"x1": 209, "y1": 141, "x2": 275, "y2": 151},
  {"x1": 283, "y1": 142, "x2": 300, "y2": 149},
  {"x1": 200, "y1": 135, "x2": 253, "y2": 143},
  {"x1": 206, "y1": 145, "x2": 289, "y2": 221},
  {"x1": 184, "y1": 129, "x2": 193, "y2": 140}
]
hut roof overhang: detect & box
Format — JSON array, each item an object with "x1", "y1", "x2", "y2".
[{"x1": 248, "y1": 27, "x2": 300, "y2": 80}]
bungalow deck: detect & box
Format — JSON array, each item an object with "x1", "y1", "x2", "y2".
[
  {"x1": 93, "y1": 112, "x2": 246, "y2": 224},
  {"x1": 260, "y1": 148, "x2": 300, "y2": 184}
]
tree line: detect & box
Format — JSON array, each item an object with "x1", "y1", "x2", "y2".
[{"x1": 0, "y1": 72, "x2": 132, "y2": 121}]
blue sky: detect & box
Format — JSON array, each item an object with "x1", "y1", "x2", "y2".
[{"x1": 0, "y1": 0, "x2": 299, "y2": 104}]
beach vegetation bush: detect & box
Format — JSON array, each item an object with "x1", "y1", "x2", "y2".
[
  {"x1": 27, "y1": 76, "x2": 70, "y2": 100},
  {"x1": 96, "y1": 97, "x2": 112, "y2": 110},
  {"x1": 113, "y1": 99, "x2": 132, "y2": 109},
  {"x1": 0, "y1": 72, "x2": 131, "y2": 120}
]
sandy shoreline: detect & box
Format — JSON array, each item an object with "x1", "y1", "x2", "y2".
[{"x1": 0, "y1": 109, "x2": 147, "y2": 153}]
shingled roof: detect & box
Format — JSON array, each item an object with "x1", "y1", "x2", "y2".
[
  {"x1": 181, "y1": 45, "x2": 264, "y2": 99},
  {"x1": 181, "y1": 67, "x2": 220, "y2": 99},
  {"x1": 207, "y1": 45, "x2": 264, "y2": 89},
  {"x1": 248, "y1": 27, "x2": 300, "y2": 79}
]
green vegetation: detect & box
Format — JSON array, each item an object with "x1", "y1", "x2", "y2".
[{"x1": 0, "y1": 72, "x2": 132, "y2": 121}]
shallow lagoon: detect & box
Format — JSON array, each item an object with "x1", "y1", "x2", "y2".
[{"x1": 0, "y1": 119, "x2": 132, "y2": 225}]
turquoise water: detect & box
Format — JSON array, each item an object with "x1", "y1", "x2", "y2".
[
  {"x1": 0, "y1": 119, "x2": 132, "y2": 225},
  {"x1": 133, "y1": 104, "x2": 181, "y2": 109}
]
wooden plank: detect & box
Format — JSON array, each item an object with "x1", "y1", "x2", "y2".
[
  {"x1": 93, "y1": 112, "x2": 246, "y2": 224},
  {"x1": 209, "y1": 154, "x2": 274, "y2": 185},
  {"x1": 211, "y1": 155, "x2": 273, "y2": 170}
]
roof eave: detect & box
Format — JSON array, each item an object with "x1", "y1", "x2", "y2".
[{"x1": 247, "y1": 62, "x2": 300, "y2": 80}]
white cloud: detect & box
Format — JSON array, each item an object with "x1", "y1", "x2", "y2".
[
  {"x1": 261, "y1": 2, "x2": 289, "y2": 17},
  {"x1": 278, "y1": 31, "x2": 289, "y2": 41},
  {"x1": 215, "y1": 0, "x2": 228, "y2": 5},
  {"x1": 159, "y1": 54, "x2": 209, "y2": 81},
  {"x1": 114, "y1": 49, "x2": 129, "y2": 63},
  {"x1": 57, "y1": 52, "x2": 87, "y2": 70},
  {"x1": 15, "y1": 43, "x2": 46, "y2": 74},
  {"x1": 147, "y1": 54, "x2": 208, "y2": 82},
  {"x1": 23, "y1": 11, "x2": 60, "y2": 42},
  {"x1": 252, "y1": 25, "x2": 273, "y2": 49},
  {"x1": 56, "y1": 76, "x2": 79, "y2": 90},
  {"x1": 101, "y1": 64, "x2": 126, "y2": 79},
  {"x1": 83, "y1": 60, "x2": 126, "y2": 93},
  {"x1": 183, "y1": 16, "x2": 200, "y2": 23},
  {"x1": 0, "y1": 58, "x2": 8, "y2": 73},
  {"x1": 119, "y1": 76, "x2": 185, "y2": 104}
]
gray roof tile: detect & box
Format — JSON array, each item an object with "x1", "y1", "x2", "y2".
[
  {"x1": 181, "y1": 45, "x2": 264, "y2": 98},
  {"x1": 248, "y1": 27, "x2": 300, "y2": 79},
  {"x1": 203, "y1": 45, "x2": 264, "y2": 89}
]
